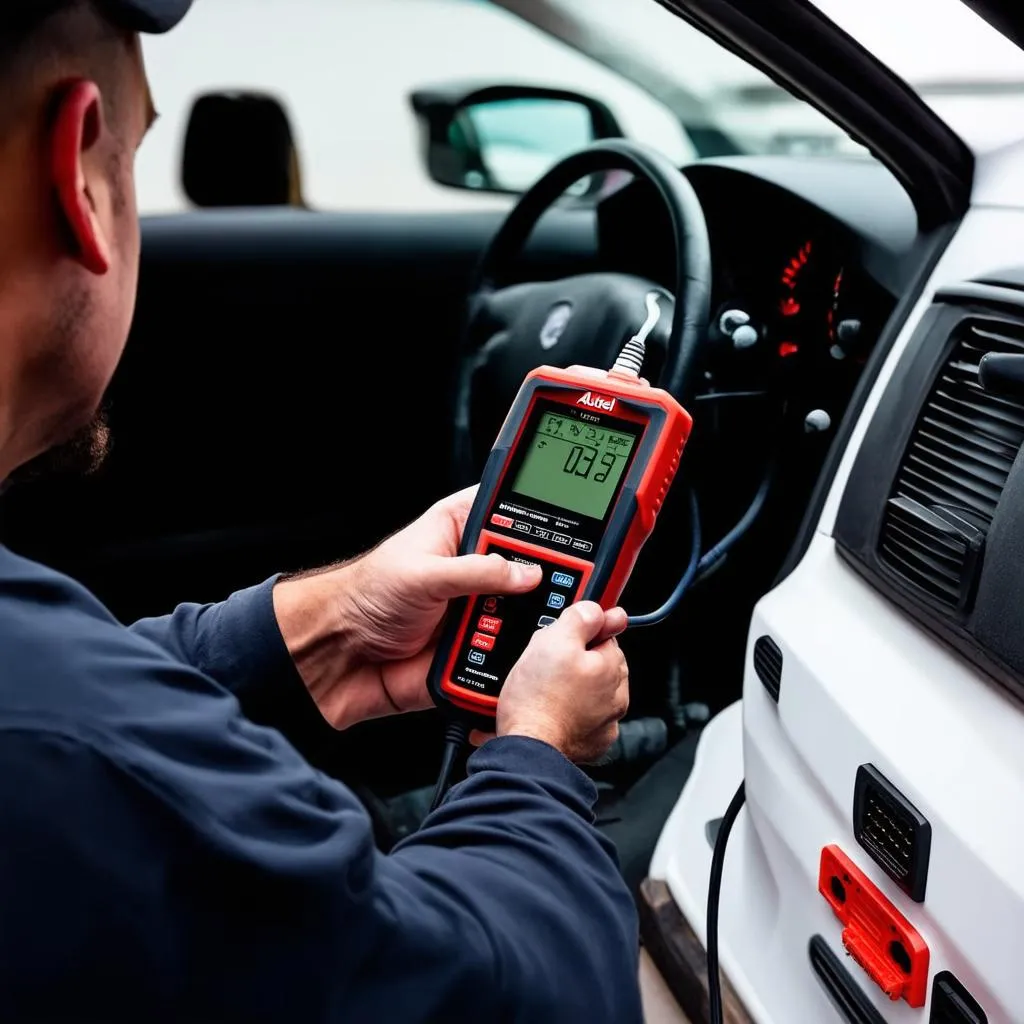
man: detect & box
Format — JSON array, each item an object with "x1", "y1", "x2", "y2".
[{"x1": 0, "y1": 2, "x2": 641, "y2": 1021}]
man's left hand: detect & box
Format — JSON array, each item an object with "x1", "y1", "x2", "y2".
[{"x1": 273, "y1": 489, "x2": 542, "y2": 730}]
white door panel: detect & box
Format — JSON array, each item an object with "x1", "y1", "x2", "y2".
[{"x1": 653, "y1": 182, "x2": 1024, "y2": 1022}]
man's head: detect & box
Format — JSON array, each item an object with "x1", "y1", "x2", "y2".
[{"x1": 0, "y1": 0, "x2": 189, "y2": 483}]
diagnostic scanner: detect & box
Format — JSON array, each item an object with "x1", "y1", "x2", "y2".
[{"x1": 428, "y1": 363, "x2": 692, "y2": 724}]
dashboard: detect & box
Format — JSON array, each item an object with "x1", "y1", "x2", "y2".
[{"x1": 597, "y1": 157, "x2": 909, "y2": 415}]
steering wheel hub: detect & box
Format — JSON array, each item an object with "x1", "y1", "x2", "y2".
[{"x1": 454, "y1": 139, "x2": 711, "y2": 482}]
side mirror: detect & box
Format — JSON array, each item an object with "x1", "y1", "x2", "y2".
[
  {"x1": 410, "y1": 83, "x2": 624, "y2": 196},
  {"x1": 182, "y1": 91, "x2": 304, "y2": 208}
]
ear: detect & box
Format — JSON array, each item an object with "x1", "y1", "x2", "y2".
[{"x1": 50, "y1": 80, "x2": 111, "y2": 275}]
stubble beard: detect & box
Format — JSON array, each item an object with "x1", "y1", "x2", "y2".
[{"x1": 6, "y1": 405, "x2": 112, "y2": 486}]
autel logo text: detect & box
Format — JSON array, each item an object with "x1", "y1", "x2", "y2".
[{"x1": 576, "y1": 391, "x2": 616, "y2": 412}]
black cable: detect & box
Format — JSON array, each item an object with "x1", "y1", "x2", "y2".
[
  {"x1": 707, "y1": 782, "x2": 746, "y2": 1024},
  {"x1": 628, "y1": 464, "x2": 775, "y2": 629},
  {"x1": 429, "y1": 718, "x2": 469, "y2": 812},
  {"x1": 628, "y1": 488, "x2": 701, "y2": 628},
  {"x1": 696, "y1": 467, "x2": 774, "y2": 582}
]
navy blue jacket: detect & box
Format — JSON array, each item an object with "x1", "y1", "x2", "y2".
[{"x1": 0, "y1": 546, "x2": 641, "y2": 1022}]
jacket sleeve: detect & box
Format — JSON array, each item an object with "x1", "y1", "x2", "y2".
[
  {"x1": 0, "y1": 691, "x2": 641, "y2": 1023},
  {"x1": 128, "y1": 578, "x2": 323, "y2": 732}
]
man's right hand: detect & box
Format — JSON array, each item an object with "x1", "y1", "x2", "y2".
[{"x1": 497, "y1": 602, "x2": 630, "y2": 763}]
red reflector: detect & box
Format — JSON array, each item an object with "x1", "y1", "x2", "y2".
[
  {"x1": 818, "y1": 845, "x2": 929, "y2": 1008},
  {"x1": 778, "y1": 342, "x2": 800, "y2": 358}
]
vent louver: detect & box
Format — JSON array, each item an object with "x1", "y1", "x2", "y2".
[
  {"x1": 753, "y1": 635, "x2": 783, "y2": 702},
  {"x1": 880, "y1": 317, "x2": 1024, "y2": 614}
]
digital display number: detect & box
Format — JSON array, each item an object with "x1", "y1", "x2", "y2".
[{"x1": 511, "y1": 412, "x2": 638, "y2": 520}]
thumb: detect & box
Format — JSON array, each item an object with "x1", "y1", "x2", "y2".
[
  {"x1": 553, "y1": 601, "x2": 608, "y2": 645},
  {"x1": 429, "y1": 552, "x2": 542, "y2": 600}
]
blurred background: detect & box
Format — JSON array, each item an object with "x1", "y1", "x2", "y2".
[{"x1": 135, "y1": 0, "x2": 1024, "y2": 216}]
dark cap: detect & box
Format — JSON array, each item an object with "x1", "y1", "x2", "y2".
[
  {"x1": 3, "y1": 0, "x2": 192, "y2": 34},
  {"x1": 94, "y1": 0, "x2": 192, "y2": 33}
]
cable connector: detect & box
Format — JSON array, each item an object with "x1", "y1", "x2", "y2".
[
  {"x1": 612, "y1": 337, "x2": 646, "y2": 378},
  {"x1": 611, "y1": 291, "x2": 664, "y2": 378}
]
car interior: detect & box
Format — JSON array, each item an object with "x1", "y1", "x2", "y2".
[{"x1": 0, "y1": 77, "x2": 922, "y2": 888}]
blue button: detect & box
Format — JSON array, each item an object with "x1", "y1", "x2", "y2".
[
  {"x1": 468, "y1": 650, "x2": 486, "y2": 666},
  {"x1": 546, "y1": 593, "x2": 566, "y2": 610},
  {"x1": 551, "y1": 571, "x2": 575, "y2": 588},
  {"x1": 537, "y1": 615, "x2": 557, "y2": 628}
]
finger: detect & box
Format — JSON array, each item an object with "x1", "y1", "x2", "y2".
[
  {"x1": 429, "y1": 552, "x2": 542, "y2": 600},
  {"x1": 592, "y1": 606, "x2": 628, "y2": 644},
  {"x1": 469, "y1": 729, "x2": 496, "y2": 747},
  {"x1": 434, "y1": 486, "x2": 479, "y2": 524},
  {"x1": 552, "y1": 601, "x2": 607, "y2": 645}
]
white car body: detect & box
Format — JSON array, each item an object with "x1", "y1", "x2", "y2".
[{"x1": 651, "y1": 144, "x2": 1024, "y2": 1024}]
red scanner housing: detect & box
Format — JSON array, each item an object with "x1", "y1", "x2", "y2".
[{"x1": 428, "y1": 365, "x2": 692, "y2": 722}]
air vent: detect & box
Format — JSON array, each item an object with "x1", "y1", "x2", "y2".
[
  {"x1": 930, "y1": 972, "x2": 987, "y2": 1024},
  {"x1": 853, "y1": 764, "x2": 931, "y2": 902},
  {"x1": 879, "y1": 316, "x2": 1024, "y2": 614},
  {"x1": 752, "y1": 635, "x2": 782, "y2": 702}
]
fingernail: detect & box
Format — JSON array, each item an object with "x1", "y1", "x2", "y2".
[{"x1": 510, "y1": 561, "x2": 542, "y2": 586}]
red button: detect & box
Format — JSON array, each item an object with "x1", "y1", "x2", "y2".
[
  {"x1": 470, "y1": 632, "x2": 495, "y2": 651},
  {"x1": 477, "y1": 615, "x2": 502, "y2": 635},
  {"x1": 482, "y1": 597, "x2": 499, "y2": 614},
  {"x1": 490, "y1": 514, "x2": 514, "y2": 529}
]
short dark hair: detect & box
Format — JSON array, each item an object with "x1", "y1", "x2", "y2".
[{"x1": 0, "y1": 1, "x2": 135, "y2": 139}]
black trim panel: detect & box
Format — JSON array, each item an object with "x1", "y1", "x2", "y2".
[
  {"x1": 809, "y1": 935, "x2": 887, "y2": 1024},
  {"x1": 930, "y1": 970, "x2": 988, "y2": 1024},
  {"x1": 835, "y1": 286, "x2": 1024, "y2": 701},
  {"x1": 775, "y1": 224, "x2": 957, "y2": 584}
]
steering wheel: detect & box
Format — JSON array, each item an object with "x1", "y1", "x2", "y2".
[{"x1": 452, "y1": 139, "x2": 712, "y2": 483}]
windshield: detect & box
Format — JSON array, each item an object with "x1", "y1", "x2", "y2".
[{"x1": 533, "y1": 0, "x2": 1024, "y2": 155}]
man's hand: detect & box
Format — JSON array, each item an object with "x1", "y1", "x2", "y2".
[
  {"x1": 273, "y1": 489, "x2": 542, "y2": 730},
  {"x1": 498, "y1": 602, "x2": 630, "y2": 763}
]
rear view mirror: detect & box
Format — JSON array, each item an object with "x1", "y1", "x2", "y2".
[
  {"x1": 411, "y1": 83, "x2": 624, "y2": 196},
  {"x1": 182, "y1": 91, "x2": 304, "y2": 208}
]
